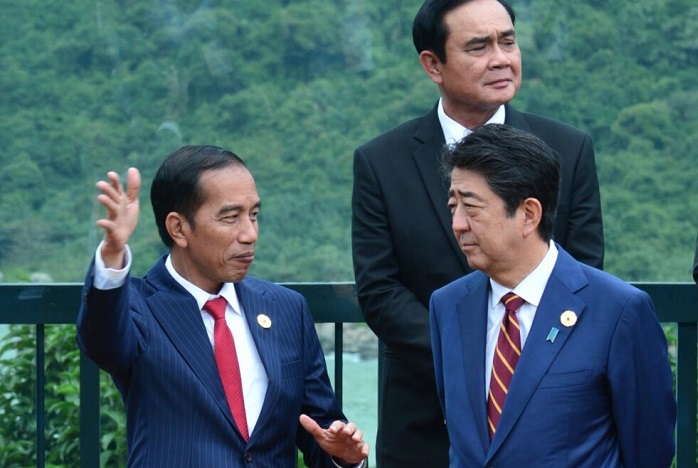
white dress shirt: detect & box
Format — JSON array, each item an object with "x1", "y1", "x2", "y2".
[
  {"x1": 485, "y1": 242, "x2": 558, "y2": 397},
  {"x1": 437, "y1": 97, "x2": 506, "y2": 145}
]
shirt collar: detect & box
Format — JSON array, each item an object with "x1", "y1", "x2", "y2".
[
  {"x1": 437, "y1": 98, "x2": 506, "y2": 145},
  {"x1": 165, "y1": 255, "x2": 243, "y2": 315},
  {"x1": 489, "y1": 241, "x2": 558, "y2": 309}
]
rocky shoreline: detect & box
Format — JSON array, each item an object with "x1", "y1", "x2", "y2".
[{"x1": 315, "y1": 323, "x2": 378, "y2": 361}]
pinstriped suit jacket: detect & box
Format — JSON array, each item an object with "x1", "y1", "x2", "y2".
[{"x1": 77, "y1": 255, "x2": 345, "y2": 467}]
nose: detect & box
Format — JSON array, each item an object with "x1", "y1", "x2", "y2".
[
  {"x1": 451, "y1": 205, "x2": 471, "y2": 234},
  {"x1": 238, "y1": 217, "x2": 258, "y2": 244},
  {"x1": 490, "y1": 44, "x2": 511, "y2": 68}
]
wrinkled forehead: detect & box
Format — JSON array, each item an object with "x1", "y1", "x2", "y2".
[
  {"x1": 444, "y1": 0, "x2": 514, "y2": 40},
  {"x1": 449, "y1": 167, "x2": 490, "y2": 197}
]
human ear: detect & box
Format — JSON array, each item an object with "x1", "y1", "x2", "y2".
[
  {"x1": 418, "y1": 50, "x2": 444, "y2": 85},
  {"x1": 166, "y1": 212, "x2": 189, "y2": 248},
  {"x1": 521, "y1": 198, "x2": 542, "y2": 238}
]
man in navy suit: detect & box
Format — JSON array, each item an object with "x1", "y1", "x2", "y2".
[
  {"x1": 351, "y1": 1, "x2": 603, "y2": 465},
  {"x1": 430, "y1": 124, "x2": 675, "y2": 466},
  {"x1": 77, "y1": 145, "x2": 369, "y2": 467}
]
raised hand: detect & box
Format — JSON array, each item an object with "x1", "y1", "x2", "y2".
[
  {"x1": 299, "y1": 414, "x2": 369, "y2": 466},
  {"x1": 95, "y1": 168, "x2": 141, "y2": 269}
]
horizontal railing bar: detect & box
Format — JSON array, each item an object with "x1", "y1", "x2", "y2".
[
  {"x1": 1, "y1": 281, "x2": 695, "y2": 324},
  {"x1": 0, "y1": 282, "x2": 364, "y2": 324},
  {"x1": 0, "y1": 282, "x2": 696, "y2": 467}
]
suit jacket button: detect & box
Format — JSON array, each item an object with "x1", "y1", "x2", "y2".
[{"x1": 244, "y1": 451, "x2": 253, "y2": 462}]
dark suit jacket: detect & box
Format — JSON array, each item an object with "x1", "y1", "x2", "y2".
[
  {"x1": 351, "y1": 103, "x2": 603, "y2": 466},
  {"x1": 77, "y1": 256, "x2": 345, "y2": 468},
  {"x1": 430, "y1": 246, "x2": 675, "y2": 467}
]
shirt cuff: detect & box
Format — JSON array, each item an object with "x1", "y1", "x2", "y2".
[
  {"x1": 331, "y1": 457, "x2": 367, "y2": 468},
  {"x1": 93, "y1": 241, "x2": 132, "y2": 290}
]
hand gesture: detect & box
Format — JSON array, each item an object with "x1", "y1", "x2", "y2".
[
  {"x1": 299, "y1": 414, "x2": 369, "y2": 466},
  {"x1": 95, "y1": 168, "x2": 141, "y2": 268}
]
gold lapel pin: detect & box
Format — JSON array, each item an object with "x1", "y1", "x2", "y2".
[
  {"x1": 257, "y1": 314, "x2": 272, "y2": 329},
  {"x1": 560, "y1": 310, "x2": 577, "y2": 327}
]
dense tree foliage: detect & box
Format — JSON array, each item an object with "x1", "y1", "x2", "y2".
[
  {"x1": 1, "y1": 1, "x2": 696, "y2": 466},
  {"x1": 1, "y1": 0, "x2": 696, "y2": 283}
]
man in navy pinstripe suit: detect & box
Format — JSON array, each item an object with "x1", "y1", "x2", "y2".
[{"x1": 77, "y1": 145, "x2": 369, "y2": 467}]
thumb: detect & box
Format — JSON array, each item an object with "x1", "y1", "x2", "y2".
[{"x1": 299, "y1": 414, "x2": 322, "y2": 436}]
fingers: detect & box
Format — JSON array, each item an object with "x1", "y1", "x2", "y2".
[
  {"x1": 97, "y1": 169, "x2": 140, "y2": 200},
  {"x1": 96, "y1": 173, "x2": 121, "y2": 201},
  {"x1": 126, "y1": 168, "x2": 141, "y2": 201},
  {"x1": 94, "y1": 168, "x2": 141, "y2": 253},
  {"x1": 328, "y1": 421, "x2": 364, "y2": 441},
  {"x1": 95, "y1": 169, "x2": 141, "y2": 212},
  {"x1": 300, "y1": 415, "x2": 370, "y2": 463}
]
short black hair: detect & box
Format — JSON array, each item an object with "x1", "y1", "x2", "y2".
[
  {"x1": 412, "y1": 0, "x2": 515, "y2": 63},
  {"x1": 150, "y1": 145, "x2": 246, "y2": 248},
  {"x1": 441, "y1": 124, "x2": 560, "y2": 242}
]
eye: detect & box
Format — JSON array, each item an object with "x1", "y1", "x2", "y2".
[{"x1": 467, "y1": 45, "x2": 487, "y2": 55}]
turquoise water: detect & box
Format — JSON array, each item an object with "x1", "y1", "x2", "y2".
[{"x1": 325, "y1": 354, "x2": 378, "y2": 466}]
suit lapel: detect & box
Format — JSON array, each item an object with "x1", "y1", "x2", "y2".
[
  {"x1": 412, "y1": 106, "x2": 470, "y2": 270},
  {"x1": 503, "y1": 104, "x2": 533, "y2": 133},
  {"x1": 456, "y1": 278, "x2": 491, "y2": 454},
  {"x1": 486, "y1": 249, "x2": 589, "y2": 459},
  {"x1": 144, "y1": 258, "x2": 237, "y2": 430},
  {"x1": 234, "y1": 280, "x2": 280, "y2": 435}
]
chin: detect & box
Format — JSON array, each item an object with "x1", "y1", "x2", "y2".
[{"x1": 464, "y1": 257, "x2": 479, "y2": 270}]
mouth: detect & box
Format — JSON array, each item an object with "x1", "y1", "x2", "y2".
[
  {"x1": 236, "y1": 252, "x2": 255, "y2": 263},
  {"x1": 485, "y1": 78, "x2": 512, "y2": 88},
  {"x1": 460, "y1": 241, "x2": 477, "y2": 251}
]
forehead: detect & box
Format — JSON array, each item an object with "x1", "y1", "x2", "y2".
[
  {"x1": 449, "y1": 167, "x2": 490, "y2": 195},
  {"x1": 444, "y1": 0, "x2": 514, "y2": 39},
  {"x1": 198, "y1": 165, "x2": 259, "y2": 207}
]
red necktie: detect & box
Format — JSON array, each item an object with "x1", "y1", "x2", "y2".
[
  {"x1": 487, "y1": 292, "x2": 525, "y2": 440},
  {"x1": 203, "y1": 297, "x2": 249, "y2": 440}
]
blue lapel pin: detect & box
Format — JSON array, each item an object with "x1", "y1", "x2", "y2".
[{"x1": 546, "y1": 327, "x2": 559, "y2": 343}]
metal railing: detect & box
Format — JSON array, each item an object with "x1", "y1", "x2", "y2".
[{"x1": 0, "y1": 282, "x2": 696, "y2": 467}]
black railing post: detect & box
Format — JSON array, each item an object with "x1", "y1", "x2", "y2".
[
  {"x1": 80, "y1": 354, "x2": 101, "y2": 468},
  {"x1": 334, "y1": 323, "x2": 344, "y2": 408},
  {"x1": 36, "y1": 324, "x2": 45, "y2": 468},
  {"x1": 676, "y1": 321, "x2": 698, "y2": 468}
]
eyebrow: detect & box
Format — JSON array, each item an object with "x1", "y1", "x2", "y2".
[
  {"x1": 465, "y1": 28, "x2": 516, "y2": 47},
  {"x1": 449, "y1": 188, "x2": 484, "y2": 201},
  {"x1": 217, "y1": 200, "x2": 261, "y2": 215}
]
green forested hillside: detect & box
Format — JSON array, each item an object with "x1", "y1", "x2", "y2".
[{"x1": 0, "y1": 0, "x2": 696, "y2": 283}]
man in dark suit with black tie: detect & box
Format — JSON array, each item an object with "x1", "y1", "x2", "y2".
[
  {"x1": 351, "y1": 0, "x2": 604, "y2": 466},
  {"x1": 77, "y1": 145, "x2": 369, "y2": 467}
]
